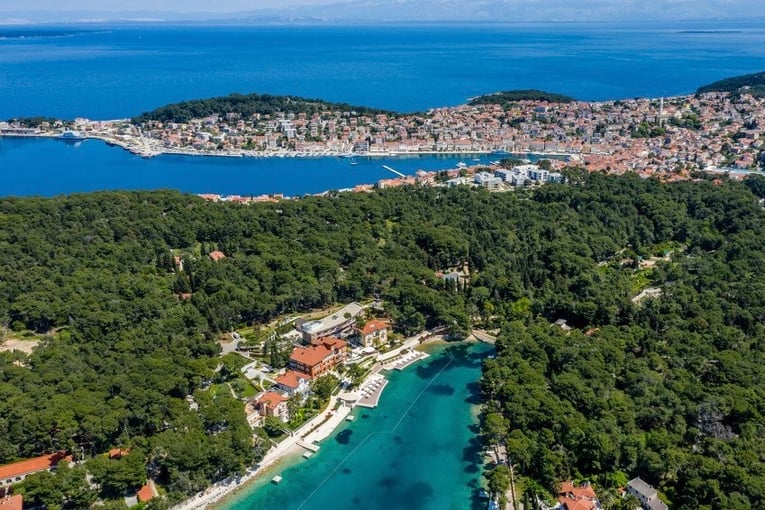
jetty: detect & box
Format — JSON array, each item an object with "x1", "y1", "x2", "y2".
[
  {"x1": 296, "y1": 440, "x2": 320, "y2": 453},
  {"x1": 382, "y1": 165, "x2": 406, "y2": 177},
  {"x1": 357, "y1": 374, "x2": 389, "y2": 408},
  {"x1": 391, "y1": 350, "x2": 430, "y2": 371}
]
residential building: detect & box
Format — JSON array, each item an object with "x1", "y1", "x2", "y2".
[
  {"x1": 300, "y1": 302, "x2": 363, "y2": 342},
  {"x1": 0, "y1": 452, "x2": 71, "y2": 487},
  {"x1": 627, "y1": 477, "x2": 668, "y2": 510},
  {"x1": 359, "y1": 319, "x2": 391, "y2": 347},
  {"x1": 555, "y1": 481, "x2": 603, "y2": 510},
  {"x1": 288, "y1": 337, "x2": 349, "y2": 378},
  {"x1": 275, "y1": 369, "x2": 311, "y2": 396},
  {"x1": 137, "y1": 483, "x2": 156, "y2": 503},
  {"x1": 208, "y1": 250, "x2": 226, "y2": 262},
  {"x1": 474, "y1": 171, "x2": 503, "y2": 188},
  {"x1": 528, "y1": 167, "x2": 550, "y2": 182},
  {"x1": 256, "y1": 391, "x2": 290, "y2": 423}
]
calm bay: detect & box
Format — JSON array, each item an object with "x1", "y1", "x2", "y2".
[
  {"x1": 0, "y1": 137, "x2": 506, "y2": 197},
  {"x1": 222, "y1": 342, "x2": 492, "y2": 510}
]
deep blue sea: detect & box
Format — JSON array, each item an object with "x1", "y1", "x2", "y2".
[
  {"x1": 223, "y1": 342, "x2": 492, "y2": 510},
  {"x1": 2, "y1": 22, "x2": 765, "y2": 119},
  {"x1": 2, "y1": 21, "x2": 765, "y2": 197}
]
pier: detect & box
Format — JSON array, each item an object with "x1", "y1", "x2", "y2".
[
  {"x1": 391, "y1": 350, "x2": 430, "y2": 371},
  {"x1": 296, "y1": 440, "x2": 321, "y2": 453},
  {"x1": 356, "y1": 374, "x2": 388, "y2": 408},
  {"x1": 382, "y1": 165, "x2": 406, "y2": 177}
]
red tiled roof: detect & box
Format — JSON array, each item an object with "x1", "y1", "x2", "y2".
[
  {"x1": 0, "y1": 452, "x2": 69, "y2": 482},
  {"x1": 257, "y1": 391, "x2": 288, "y2": 410},
  {"x1": 360, "y1": 319, "x2": 390, "y2": 336},
  {"x1": 108, "y1": 448, "x2": 130, "y2": 459},
  {"x1": 291, "y1": 345, "x2": 330, "y2": 368},
  {"x1": 137, "y1": 484, "x2": 155, "y2": 502},
  {"x1": 291, "y1": 338, "x2": 346, "y2": 369},
  {"x1": 558, "y1": 482, "x2": 599, "y2": 510},
  {"x1": 311, "y1": 336, "x2": 348, "y2": 349},
  {"x1": 0, "y1": 494, "x2": 22, "y2": 510},
  {"x1": 276, "y1": 370, "x2": 309, "y2": 387},
  {"x1": 209, "y1": 250, "x2": 226, "y2": 261}
]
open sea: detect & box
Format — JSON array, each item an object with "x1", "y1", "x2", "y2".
[
  {"x1": 2, "y1": 21, "x2": 765, "y2": 197},
  {"x1": 223, "y1": 341, "x2": 493, "y2": 510}
]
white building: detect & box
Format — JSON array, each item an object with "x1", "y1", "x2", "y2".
[
  {"x1": 626, "y1": 477, "x2": 668, "y2": 510},
  {"x1": 300, "y1": 302, "x2": 364, "y2": 342},
  {"x1": 474, "y1": 172, "x2": 503, "y2": 188}
]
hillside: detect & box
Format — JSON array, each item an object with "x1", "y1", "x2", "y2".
[
  {"x1": 132, "y1": 92, "x2": 399, "y2": 124},
  {"x1": 697, "y1": 70, "x2": 765, "y2": 97},
  {"x1": 468, "y1": 89, "x2": 576, "y2": 107}
]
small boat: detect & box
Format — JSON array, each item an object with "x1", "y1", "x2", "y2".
[
  {"x1": 456, "y1": 161, "x2": 468, "y2": 169},
  {"x1": 349, "y1": 159, "x2": 359, "y2": 166},
  {"x1": 271, "y1": 475, "x2": 283, "y2": 484}
]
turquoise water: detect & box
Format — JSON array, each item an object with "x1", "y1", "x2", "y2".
[{"x1": 224, "y1": 342, "x2": 492, "y2": 510}]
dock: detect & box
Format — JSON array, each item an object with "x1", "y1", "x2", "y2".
[
  {"x1": 296, "y1": 440, "x2": 320, "y2": 453},
  {"x1": 356, "y1": 375, "x2": 388, "y2": 408},
  {"x1": 392, "y1": 350, "x2": 430, "y2": 370},
  {"x1": 382, "y1": 165, "x2": 406, "y2": 177}
]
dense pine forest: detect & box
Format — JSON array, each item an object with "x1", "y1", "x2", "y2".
[
  {"x1": 697, "y1": 70, "x2": 765, "y2": 98},
  {"x1": 2, "y1": 173, "x2": 765, "y2": 508},
  {"x1": 468, "y1": 89, "x2": 576, "y2": 106},
  {"x1": 132, "y1": 93, "x2": 397, "y2": 124}
]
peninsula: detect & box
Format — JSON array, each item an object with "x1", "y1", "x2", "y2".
[{"x1": 3, "y1": 73, "x2": 765, "y2": 179}]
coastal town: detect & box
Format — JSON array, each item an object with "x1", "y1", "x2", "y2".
[{"x1": 2, "y1": 90, "x2": 764, "y2": 184}]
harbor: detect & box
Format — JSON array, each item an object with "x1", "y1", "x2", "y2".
[{"x1": 0, "y1": 136, "x2": 535, "y2": 198}]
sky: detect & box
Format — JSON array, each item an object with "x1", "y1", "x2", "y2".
[
  {"x1": 1, "y1": 0, "x2": 764, "y2": 22},
  {"x1": 0, "y1": 0, "x2": 323, "y2": 12}
]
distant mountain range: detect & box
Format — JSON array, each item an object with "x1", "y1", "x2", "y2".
[{"x1": 3, "y1": 0, "x2": 765, "y2": 24}]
